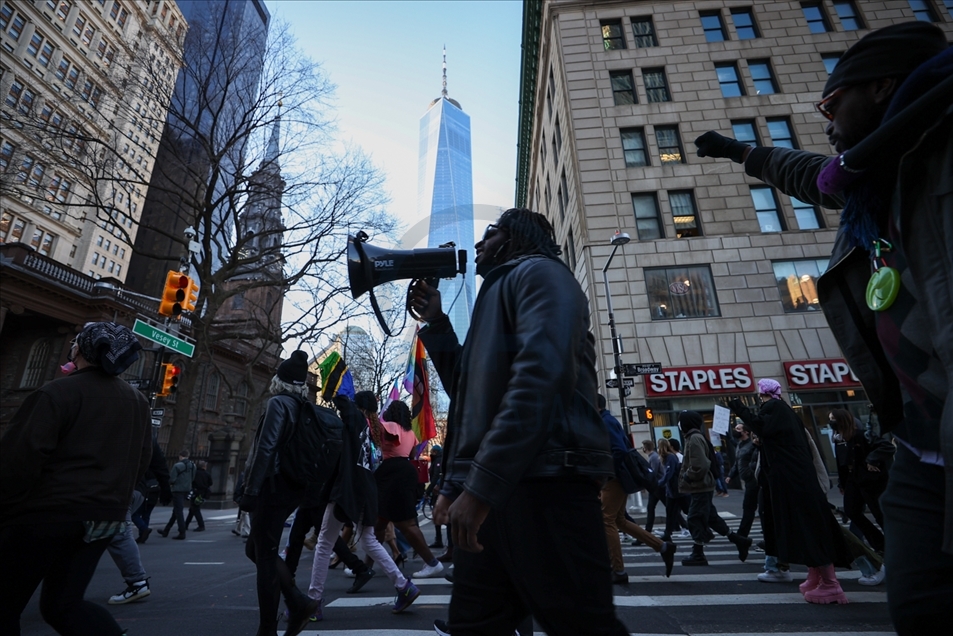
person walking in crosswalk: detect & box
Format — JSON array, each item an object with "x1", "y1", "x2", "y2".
[
  {"x1": 730, "y1": 379, "x2": 852, "y2": 604},
  {"x1": 677, "y1": 410, "x2": 752, "y2": 567}
]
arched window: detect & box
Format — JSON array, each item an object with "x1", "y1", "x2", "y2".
[
  {"x1": 20, "y1": 338, "x2": 52, "y2": 388},
  {"x1": 233, "y1": 382, "x2": 248, "y2": 417},
  {"x1": 204, "y1": 371, "x2": 220, "y2": 410}
]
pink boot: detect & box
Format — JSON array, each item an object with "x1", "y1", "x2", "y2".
[
  {"x1": 799, "y1": 567, "x2": 821, "y2": 594},
  {"x1": 803, "y1": 564, "x2": 848, "y2": 604}
]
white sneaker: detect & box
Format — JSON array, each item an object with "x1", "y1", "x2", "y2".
[
  {"x1": 652, "y1": 529, "x2": 665, "y2": 537},
  {"x1": 678, "y1": 529, "x2": 691, "y2": 538},
  {"x1": 344, "y1": 567, "x2": 356, "y2": 577},
  {"x1": 757, "y1": 570, "x2": 793, "y2": 583},
  {"x1": 858, "y1": 565, "x2": 885, "y2": 586},
  {"x1": 108, "y1": 580, "x2": 150, "y2": 604},
  {"x1": 413, "y1": 561, "x2": 445, "y2": 578}
]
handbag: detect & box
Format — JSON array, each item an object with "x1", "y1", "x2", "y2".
[{"x1": 616, "y1": 449, "x2": 655, "y2": 494}]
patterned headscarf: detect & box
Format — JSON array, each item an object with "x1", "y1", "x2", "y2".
[
  {"x1": 75, "y1": 322, "x2": 141, "y2": 376},
  {"x1": 757, "y1": 378, "x2": 782, "y2": 400}
]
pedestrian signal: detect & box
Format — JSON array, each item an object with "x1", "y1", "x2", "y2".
[
  {"x1": 157, "y1": 363, "x2": 181, "y2": 397},
  {"x1": 158, "y1": 271, "x2": 191, "y2": 318},
  {"x1": 636, "y1": 406, "x2": 654, "y2": 423}
]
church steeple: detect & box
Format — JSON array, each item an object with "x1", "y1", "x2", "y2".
[{"x1": 260, "y1": 103, "x2": 281, "y2": 172}]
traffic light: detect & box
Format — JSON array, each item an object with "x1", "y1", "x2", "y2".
[
  {"x1": 636, "y1": 406, "x2": 654, "y2": 423},
  {"x1": 183, "y1": 276, "x2": 199, "y2": 313},
  {"x1": 158, "y1": 270, "x2": 191, "y2": 318},
  {"x1": 157, "y1": 363, "x2": 181, "y2": 397}
]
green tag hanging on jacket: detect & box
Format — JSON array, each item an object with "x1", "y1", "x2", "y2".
[{"x1": 865, "y1": 239, "x2": 899, "y2": 311}]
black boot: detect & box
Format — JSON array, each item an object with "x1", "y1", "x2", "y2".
[
  {"x1": 728, "y1": 532, "x2": 752, "y2": 563},
  {"x1": 681, "y1": 543, "x2": 708, "y2": 566}
]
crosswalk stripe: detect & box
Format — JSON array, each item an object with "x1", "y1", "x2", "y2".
[
  {"x1": 623, "y1": 559, "x2": 764, "y2": 568},
  {"x1": 613, "y1": 591, "x2": 885, "y2": 606}
]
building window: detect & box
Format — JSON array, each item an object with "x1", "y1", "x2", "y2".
[
  {"x1": 234, "y1": 382, "x2": 249, "y2": 417},
  {"x1": 38, "y1": 42, "x2": 54, "y2": 67},
  {"x1": 560, "y1": 170, "x2": 569, "y2": 218},
  {"x1": 26, "y1": 31, "x2": 44, "y2": 58},
  {"x1": 632, "y1": 193, "x2": 664, "y2": 240},
  {"x1": 546, "y1": 68, "x2": 554, "y2": 120},
  {"x1": 0, "y1": 212, "x2": 14, "y2": 240},
  {"x1": 700, "y1": 11, "x2": 726, "y2": 42},
  {"x1": 3, "y1": 215, "x2": 26, "y2": 242},
  {"x1": 55, "y1": 1, "x2": 71, "y2": 21},
  {"x1": 715, "y1": 64, "x2": 744, "y2": 97},
  {"x1": 620, "y1": 128, "x2": 649, "y2": 167},
  {"x1": 945, "y1": 0, "x2": 953, "y2": 18},
  {"x1": 109, "y1": 1, "x2": 119, "y2": 20},
  {"x1": 5, "y1": 77, "x2": 23, "y2": 108},
  {"x1": 644, "y1": 68, "x2": 671, "y2": 103},
  {"x1": 0, "y1": 3, "x2": 13, "y2": 30},
  {"x1": 731, "y1": 120, "x2": 759, "y2": 146},
  {"x1": 832, "y1": 1, "x2": 864, "y2": 29},
  {"x1": 822, "y1": 53, "x2": 841, "y2": 75},
  {"x1": 801, "y1": 2, "x2": 831, "y2": 33},
  {"x1": 791, "y1": 196, "x2": 823, "y2": 230},
  {"x1": 0, "y1": 140, "x2": 14, "y2": 171},
  {"x1": 554, "y1": 117, "x2": 562, "y2": 154},
  {"x1": 669, "y1": 191, "x2": 701, "y2": 238},
  {"x1": 539, "y1": 134, "x2": 546, "y2": 166},
  {"x1": 20, "y1": 338, "x2": 53, "y2": 388},
  {"x1": 749, "y1": 60, "x2": 778, "y2": 95},
  {"x1": 731, "y1": 8, "x2": 760, "y2": 39},
  {"x1": 908, "y1": 0, "x2": 939, "y2": 21},
  {"x1": 204, "y1": 372, "x2": 220, "y2": 410},
  {"x1": 766, "y1": 118, "x2": 798, "y2": 149},
  {"x1": 601, "y1": 19, "x2": 626, "y2": 50},
  {"x1": 750, "y1": 186, "x2": 786, "y2": 233},
  {"x1": 773, "y1": 259, "x2": 828, "y2": 312},
  {"x1": 566, "y1": 232, "x2": 576, "y2": 268},
  {"x1": 5, "y1": 11, "x2": 25, "y2": 41},
  {"x1": 557, "y1": 184, "x2": 565, "y2": 221},
  {"x1": 609, "y1": 70, "x2": 637, "y2": 105},
  {"x1": 630, "y1": 17, "x2": 658, "y2": 47},
  {"x1": 646, "y1": 266, "x2": 720, "y2": 320},
  {"x1": 655, "y1": 126, "x2": 684, "y2": 164}
]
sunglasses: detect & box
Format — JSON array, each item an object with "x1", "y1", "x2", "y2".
[
  {"x1": 815, "y1": 86, "x2": 846, "y2": 122},
  {"x1": 482, "y1": 224, "x2": 501, "y2": 241}
]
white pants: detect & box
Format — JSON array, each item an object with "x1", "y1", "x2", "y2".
[{"x1": 308, "y1": 503, "x2": 407, "y2": 600}]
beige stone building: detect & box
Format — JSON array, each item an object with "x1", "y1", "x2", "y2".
[
  {"x1": 1, "y1": 0, "x2": 183, "y2": 282},
  {"x1": 516, "y1": 0, "x2": 952, "y2": 465}
]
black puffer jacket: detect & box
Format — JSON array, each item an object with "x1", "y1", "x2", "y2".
[{"x1": 419, "y1": 254, "x2": 613, "y2": 509}]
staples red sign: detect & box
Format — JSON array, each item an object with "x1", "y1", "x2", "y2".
[
  {"x1": 784, "y1": 359, "x2": 861, "y2": 390},
  {"x1": 645, "y1": 364, "x2": 753, "y2": 397}
]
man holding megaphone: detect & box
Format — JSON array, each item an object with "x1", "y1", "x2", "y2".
[{"x1": 409, "y1": 208, "x2": 628, "y2": 636}]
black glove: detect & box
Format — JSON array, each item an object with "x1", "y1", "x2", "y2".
[
  {"x1": 727, "y1": 398, "x2": 745, "y2": 415},
  {"x1": 694, "y1": 131, "x2": 750, "y2": 164},
  {"x1": 239, "y1": 494, "x2": 258, "y2": 513}
]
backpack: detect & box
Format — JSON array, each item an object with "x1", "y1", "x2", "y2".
[
  {"x1": 616, "y1": 448, "x2": 655, "y2": 494},
  {"x1": 279, "y1": 396, "x2": 344, "y2": 493}
]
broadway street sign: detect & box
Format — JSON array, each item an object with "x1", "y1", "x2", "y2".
[
  {"x1": 132, "y1": 318, "x2": 195, "y2": 358},
  {"x1": 624, "y1": 363, "x2": 663, "y2": 376}
]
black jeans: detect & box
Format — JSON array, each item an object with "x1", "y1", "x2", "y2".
[
  {"x1": 737, "y1": 479, "x2": 759, "y2": 537},
  {"x1": 663, "y1": 493, "x2": 688, "y2": 539},
  {"x1": 449, "y1": 479, "x2": 628, "y2": 636},
  {"x1": 163, "y1": 492, "x2": 188, "y2": 535},
  {"x1": 644, "y1": 485, "x2": 665, "y2": 532},
  {"x1": 185, "y1": 502, "x2": 205, "y2": 530},
  {"x1": 245, "y1": 476, "x2": 310, "y2": 635},
  {"x1": 0, "y1": 521, "x2": 122, "y2": 635},
  {"x1": 843, "y1": 478, "x2": 886, "y2": 552},
  {"x1": 882, "y1": 444, "x2": 952, "y2": 635},
  {"x1": 687, "y1": 491, "x2": 730, "y2": 545}
]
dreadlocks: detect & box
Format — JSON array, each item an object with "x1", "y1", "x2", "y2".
[{"x1": 495, "y1": 208, "x2": 562, "y2": 262}]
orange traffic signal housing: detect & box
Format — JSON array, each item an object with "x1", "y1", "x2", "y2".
[
  {"x1": 158, "y1": 271, "x2": 191, "y2": 318},
  {"x1": 183, "y1": 277, "x2": 199, "y2": 313},
  {"x1": 157, "y1": 363, "x2": 181, "y2": 397}
]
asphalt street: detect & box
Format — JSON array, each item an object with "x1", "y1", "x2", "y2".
[{"x1": 17, "y1": 488, "x2": 893, "y2": 636}]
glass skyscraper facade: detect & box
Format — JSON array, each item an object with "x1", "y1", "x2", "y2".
[{"x1": 417, "y1": 95, "x2": 476, "y2": 337}]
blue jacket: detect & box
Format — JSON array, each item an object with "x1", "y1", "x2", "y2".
[
  {"x1": 657, "y1": 453, "x2": 681, "y2": 499},
  {"x1": 600, "y1": 409, "x2": 630, "y2": 478}
]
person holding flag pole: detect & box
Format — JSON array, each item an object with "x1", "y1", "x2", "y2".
[{"x1": 373, "y1": 328, "x2": 445, "y2": 579}]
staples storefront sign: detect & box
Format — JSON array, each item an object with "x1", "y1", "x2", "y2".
[
  {"x1": 645, "y1": 364, "x2": 754, "y2": 397},
  {"x1": 784, "y1": 359, "x2": 861, "y2": 390}
]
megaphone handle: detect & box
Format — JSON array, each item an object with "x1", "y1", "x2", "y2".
[{"x1": 407, "y1": 278, "x2": 439, "y2": 322}]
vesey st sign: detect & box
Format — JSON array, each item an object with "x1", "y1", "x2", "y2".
[
  {"x1": 645, "y1": 364, "x2": 753, "y2": 397},
  {"x1": 783, "y1": 359, "x2": 861, "y2": 390}
]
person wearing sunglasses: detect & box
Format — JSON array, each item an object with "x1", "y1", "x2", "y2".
[
  {"x1": 695, "y1": 21, "x2": 951, "y2": 635},
  {"x1": 409, "y1": 208, "x2": 627, "y2": 636}
]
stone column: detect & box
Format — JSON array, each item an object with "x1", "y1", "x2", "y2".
[{"x1": 206, "y1": 421, "x2": 244, "y2": 510}]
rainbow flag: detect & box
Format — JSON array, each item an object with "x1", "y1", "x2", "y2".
[{"x1": 408, "y1": 331, "x2": 436, "y2": 443}]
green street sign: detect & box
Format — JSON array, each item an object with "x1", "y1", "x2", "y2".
[{"x1": 133, "y1": 318, "x2": 195, "y2": 358}]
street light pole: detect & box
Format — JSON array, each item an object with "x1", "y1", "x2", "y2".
[{"x1": 602, "y1": 231, "x2": 630, "y2": 427}]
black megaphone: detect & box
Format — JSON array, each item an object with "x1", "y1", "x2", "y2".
[{"x1": 347, "y1": 231, "x2": 467, "y2": 334}]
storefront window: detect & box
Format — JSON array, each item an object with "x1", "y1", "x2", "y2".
[
  {"x1": 645, "y1": 265, "x2": 720, "y2": 320},
  {"x1": 790, "y1": 390, "x2": 871, "y2": 474},
  {"x1": 773, "y1": 258, "x2": 828, "y2": 312}
]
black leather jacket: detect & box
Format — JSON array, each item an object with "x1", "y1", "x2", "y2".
[
  {"x1": 419, "y1": 254, "x2": 613, "y2": 509},
  {"x1": 243, "y1": 393, "x2": 300, "y2": 497}
]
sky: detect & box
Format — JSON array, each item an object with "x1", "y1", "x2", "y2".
[{"x1": 269, "y1": 0, "x2": 524, "y2": 249}]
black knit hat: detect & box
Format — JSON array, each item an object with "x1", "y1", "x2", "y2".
[
  {"x1": 678, "y1": 410, "x2": 704, "y2": 431},
  {"x1": 823, "y1": 22, "x2": 948, "y2": 97},
  {"x1": 277, "y1": 350, "x2": 308, "y2": 386}
]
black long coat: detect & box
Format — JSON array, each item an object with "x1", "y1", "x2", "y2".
[
  {"x1": 730, "y1": 398, "x2": 851, "y2": 567},
  {"x1": 322, "y1": 396, "x2": 377, "y2": 527}
]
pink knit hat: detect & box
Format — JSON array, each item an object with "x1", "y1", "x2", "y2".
[{"x1": 757, "y1": 378, "x2": 782, "y2": 399}]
